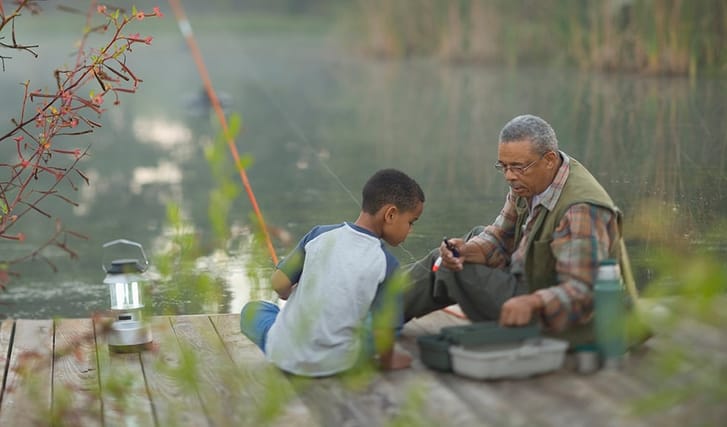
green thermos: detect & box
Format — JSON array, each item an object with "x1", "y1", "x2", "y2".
[{"x1": 594, "y1": 259, "x2": 626, "y2": 368}]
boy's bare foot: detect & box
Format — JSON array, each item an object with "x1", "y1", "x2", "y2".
[{"x1": 380, "y1": 349, "x2": 412, "y2": 370}]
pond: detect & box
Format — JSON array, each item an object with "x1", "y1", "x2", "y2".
[{"x1": 2, "y1": 18, "x2": 727, "y2": 319}]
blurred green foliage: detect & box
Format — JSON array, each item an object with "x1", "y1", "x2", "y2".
[{"x1": 628, "y1": 200, "x2": 727, "y2": 426}]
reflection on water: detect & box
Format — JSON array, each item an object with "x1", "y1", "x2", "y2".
[
  {"x1": 130, "y1": 161, "x2": 183, "y2": 195},
  {"x1": 133, "y1": 117, "x2": 193, "y2": 147},
  {"x1": 1, "y1": 31, "x2": 726, "y2": 319}
]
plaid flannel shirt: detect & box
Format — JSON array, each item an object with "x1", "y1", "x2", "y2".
[{"x1": 471, "y1": 152, "x2": 619, "y2": 331}]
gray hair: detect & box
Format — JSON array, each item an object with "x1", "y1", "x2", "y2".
[{"x1": 499, "y1": 114, "x2": 559, "y2": 155}]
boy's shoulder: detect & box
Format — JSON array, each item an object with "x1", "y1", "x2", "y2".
[
  {"x1": 299, "y1": 223, "x2": 345, "y2": 247},
  {"x1": 303, "y1": 222, "x2": 380, "y2": 244},
  {"x1": 306, "y1": 223, "x2": 346, "y2": 238}
]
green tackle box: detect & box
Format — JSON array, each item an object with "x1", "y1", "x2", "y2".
[
  {"x1": 417, "y1": 322, "x2": 542, "y2": 372},
  {"x1": 416, "y1": 334, "x2": 453, "y2": 371},
  {"x1": 440, "y1": 321, "x2": 541, "y2": 347}
]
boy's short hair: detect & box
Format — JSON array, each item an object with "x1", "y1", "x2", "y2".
[{"x1": 361, "y1": 169, "x2": 425, "y2": 214}]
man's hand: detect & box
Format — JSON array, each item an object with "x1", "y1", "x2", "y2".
[
  {"x1": 499, "y1": 294, "x2": 544, "y2": 326},
  {"x1": 440, "y1": 238, "x2": 465, "y2": 271},
  {"x1": 439, "y1": 237, "x2": 491, "y2": 270}
]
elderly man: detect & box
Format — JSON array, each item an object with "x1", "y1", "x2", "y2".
[{"x1": 404, "y1": 114, "x2": 631, "y2": 345}]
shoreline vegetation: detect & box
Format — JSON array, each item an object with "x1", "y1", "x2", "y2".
[
  {"x1": 14, "y1": 1, "x2": 726, "y2": 77},
  {"x1": 340, "y1": 0, "x2": 727, "y2": 77}
]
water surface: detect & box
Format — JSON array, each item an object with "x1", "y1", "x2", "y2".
[{"x1": 2, "y1": 26, "x2": 726, "y2": 319}]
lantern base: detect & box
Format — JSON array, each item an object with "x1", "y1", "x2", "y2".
[{"x1": 108, "y1": 320, "x2": 152, "y2": 353}]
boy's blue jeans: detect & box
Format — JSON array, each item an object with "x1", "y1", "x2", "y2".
[{"x1": 240, "y1": 300, "x2": 280, "y2": 352}]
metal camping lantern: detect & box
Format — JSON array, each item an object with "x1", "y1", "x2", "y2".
[{"x1": 102, "y1": 239, "x2": 153, "y2": 352}]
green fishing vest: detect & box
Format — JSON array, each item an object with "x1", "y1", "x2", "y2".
[{"x1": 513, "y1": 158, "x2": 623, "y2": 346}]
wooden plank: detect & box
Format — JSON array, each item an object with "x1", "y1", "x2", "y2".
[
  {"x1": 262, "y1": 310, "x2": 481, "y2": 427},
  {"x1": 0, "y1": 319, "x2": 13, "y2": 404},
  {"x1": 169, "y1": 315, "x2": 259, "y2": 426},
  {"x1": 380, "y1": 360, "x2": 489, "y2": 427},
  {"x1": 292, "y1": 374, "x2": 394, "y2": 427},
  {"x1": 583, "y1": 347, "x2": 714, "y2": 427},
  {"x1": 488, "y1": 371, "x2": 651, "y2": 427},
  {"x1": 52, "y1": 318, "x2": 102, "y2": 426},
  {"x1": 140, "y1": 316, "x2": 209, "y2": 426},
  {"x1": 630, "y1": 316, "x2": 727, "y2": 426},
  {"x1": 565, "y1": 371, "x2": 659, "y2": 426},
  {"x1": 94, "y1": 318, "x2": 156, "y2": 427},
  {"x1": 277, "y1": 308, "x2": 480, "y2": 427},
  {"x1": 400, "y1": 317, "x2": 537, "y2": 427},
  {"x1": 209, "y1": 313, "x2": 318, "y2": 427},
  {"x1": 214, "y1": 311, "x2": 480, "y2": 427},
  {"x1": 0, "y1": 319, "x2": 53, "y2": 427},
  {"x1": 282, "y1": 364, "x2": 437, "y2": 427},
  {"x1": 519, "y1": 374, "x2": 600, "y2": 427},
  {"x1": 402, "y1": 311, "x2": 652, "y2": 427},
  {"x1": 7, "y1": 310, "x2": 712, "y2": 427},
  {"x1": 431, "y1": 373, "x2": 536, "y2": 427}
]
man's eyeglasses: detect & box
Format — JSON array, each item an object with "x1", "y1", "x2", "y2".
[{"x1": 494, "y1": 155, "x2": 544, "y2": 175}]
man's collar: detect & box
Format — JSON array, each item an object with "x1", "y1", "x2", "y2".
[{"x1": 532, "y1": 151, "x2": 570, "y2": 211}]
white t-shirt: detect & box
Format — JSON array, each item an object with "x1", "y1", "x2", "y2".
[{"x1": 265, "y1": 222, "x2": 399, "y2": 376}]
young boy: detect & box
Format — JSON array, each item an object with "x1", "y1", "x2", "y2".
[{"x1": 240, "y1": 169, "x2": 425, "y2": 376}]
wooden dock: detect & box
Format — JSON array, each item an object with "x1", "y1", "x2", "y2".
[{"x1": 0, "y1": 310, "x2": 716, "y2": 426}]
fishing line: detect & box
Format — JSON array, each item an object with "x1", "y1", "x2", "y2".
[
  {"x1": 231, "y1": 41, "x2": 422, "y2": 263},
  {"x1": 169, "y1": 2, "x2": 461, "y2": 318},
  {"x1": 232, "y1": 21, "x2": 468, "y2": 320},
  {"x1": 242, "y1": 82, "x2": 360, "y2": 208}
]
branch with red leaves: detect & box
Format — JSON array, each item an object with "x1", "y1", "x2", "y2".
[{"x1": 0, "y1": 1, "x2": 163, "y2": 289}]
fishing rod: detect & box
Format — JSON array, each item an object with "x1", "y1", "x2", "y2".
[
  {"x1": 166, "y1": 0, "x2": 279, "y2": 266},
  {"x1": 165, "y1": 2, "x2": 466, "y2": 319}
]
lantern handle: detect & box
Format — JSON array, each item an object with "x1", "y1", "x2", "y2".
[{"x1": 102, "y1": 239, "x2": 149, "y2": 273}]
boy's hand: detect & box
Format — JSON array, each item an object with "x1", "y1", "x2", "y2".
[{"x1": 271, "y1": 269, "x2": 294, "y2": 300}]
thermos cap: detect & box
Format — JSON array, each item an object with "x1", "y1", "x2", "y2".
[{"x1": 597, "y1": 259, "x2": 621, "y2": 282}]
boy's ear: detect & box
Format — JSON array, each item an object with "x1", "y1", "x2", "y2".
[{"x1": 383, "y1": 205, "x2": 398, "y2": 223}]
